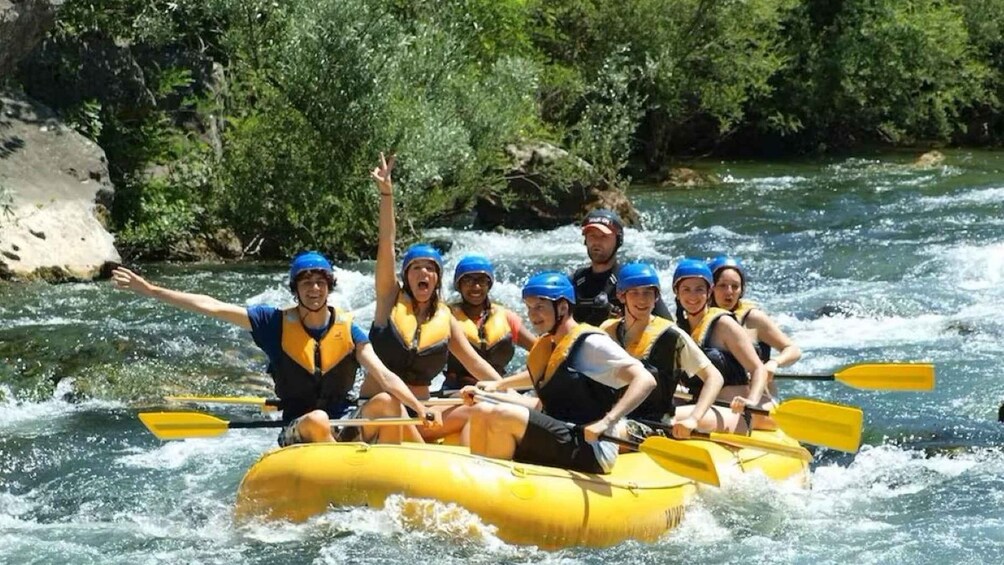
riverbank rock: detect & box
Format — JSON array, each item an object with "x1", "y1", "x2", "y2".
[
  {"x1": 474, "y1": 142, "x2": 639, "y2": 229},
  {"x1": 659, "y1": 167, "x2": 722, "y2": 188},
  {"x1": 0, "y1": 91, "x2": 120, "y2": 282},
  {"x1": 912, "y1": 150, "x2": 945, "y2": 169},
  {"x1": 0, "y1": 0, "x2": 59, "y2": 79}
]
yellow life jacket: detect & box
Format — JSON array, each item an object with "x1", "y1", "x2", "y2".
[
  {"x1": 275, "y1": 307, "x2": 358, "y2": 422},
  {"x1": 730, "y1": 299, "x2": 771, "y2": 362},
  {"x1": 731, "y1": 299, "x2": 759, "y2": 326},
  {"x1": 688, "y1": 307, "x2": 736, "y2": 348},
  {"x1": 370, "y1": 291, "x2": 452, "y2": 386},
  {"x1": 688, "y1": 307, "x2": 750, "y2": 386},
  {"x1": 600, "y1": 316, "x2": 675, "y2": 360},
  {"x1": 444, "y1": 302, "x2": 515, "y2": 388}
]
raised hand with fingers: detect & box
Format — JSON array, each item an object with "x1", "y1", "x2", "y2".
[{"x1": 371, "y1": 152, "x2": 396, "y2": 196}]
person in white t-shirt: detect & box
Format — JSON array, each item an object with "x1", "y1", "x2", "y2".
[{"x1": 461, "y1": 272, "x2": 655, "y2": 474}]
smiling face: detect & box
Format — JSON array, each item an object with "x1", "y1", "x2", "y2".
[
  {"x1": 406, "y1": 259, "x2": 440, "y2": 303},
  {"x1": 675, "y1": 277, "x2": 711, "y2": 316},
  {"x1": 524, "y1": 296, "x2": 561, "y2": 334},
  {"x1": 713, "y1": 268, "x2": 743, "y2": 310},
  {"x1": 619, "y1": 286, "x2": 658, "y2": 320},
  {"x1": 458, "y1": 273, "x2": 491, "y2": 306},
  {"x1": 584, "y1": 229, "x2": 618, "y2": 265},
  {"x1": 295, "y1": 271, "x2": 331, "y2": 311}
]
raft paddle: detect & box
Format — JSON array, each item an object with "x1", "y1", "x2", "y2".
[
  {"x1": 775, "y1": 362, "x2": 934, "y2": 391},
  {"x1": 675, "y1": 392, "x2": 862, "y2": 453},
  {"x1": 165, "y1": 395, "x2": 281, "y2": 410},
  {"x1": 471, "y1": 391, "x2": 720, "y2": 486},
  {"x1": 139, "y1": 412, "x2": 426, "y2": 441},
  {"x1": 635, "y1": 419, "x2": 813, "y2": 462},
  {"x1": 165, "y1": 395, "x2": 460, "y2": 410}
]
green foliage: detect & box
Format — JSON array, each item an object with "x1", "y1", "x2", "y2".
[
  {"x1": 217, "y1": 0, "x2": 541, "y2": 256},
  {"x1": 765, "y1": 0, "x2": 991, "y2": 145},
  {"x1": 32, "y1": 0, "x2": 1004, "y2": 261},
  {"x1": 568, "y1": 50, "x2": 645, "y2": 183},
  {"x1": 63, "y1": 99, "x2": 103, "y2": 140}
]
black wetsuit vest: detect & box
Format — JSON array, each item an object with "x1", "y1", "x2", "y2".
[{"x1": 528, "y1": 325, "x2": 619, "y2": 425}]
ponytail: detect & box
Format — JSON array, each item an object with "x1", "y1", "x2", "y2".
[{"x1": 675, "y1": 298, "x2": 691, "y2": 335}]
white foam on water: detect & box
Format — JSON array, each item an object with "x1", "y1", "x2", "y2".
[
  {"x1": 0, "y1": 380, "x2": 125, "y2": 429},
  {"x1": 788, "y1": 312, "x2": 946, "y2": 350},
  {"x1": 0, "y1": 490, "x2": 37, "y2": 520},
  {"x1": 916, "y1": 186, "x2": 1004, "y2": 209},
  {"x1": 117, "y1": 427, "x2": 272, "y2": 471},
  {"x1": 0, "y1": 316, "x2": 88, "y2": 330},
  {"x1": 933, "y1": 241, "x2": 1004, "y2": 291}
]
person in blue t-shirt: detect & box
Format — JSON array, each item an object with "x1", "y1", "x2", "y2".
[{"x1": 112, "y1": 252, "x2": 441, "y2": 446}]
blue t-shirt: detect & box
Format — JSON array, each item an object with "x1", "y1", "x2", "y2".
[{"x1": 246, "y1": 305, "x2": 369, "y2": 369}]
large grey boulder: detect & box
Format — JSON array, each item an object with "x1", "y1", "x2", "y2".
[
  {"x1": 0, "y1": 0, "x2": 61, "y2": 78},
  {"x1": 0, "y1": 91, "x2": 120, "y2": 281},
  {"x1": 474, "y1": 142, "x2": 639, "y2": 230}
]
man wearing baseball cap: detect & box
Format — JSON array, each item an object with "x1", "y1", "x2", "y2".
[{"x1": 570, "y1": 209, "x2": 672, "y2": 325}]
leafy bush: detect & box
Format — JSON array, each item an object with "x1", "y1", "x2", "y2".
[{"x1": 217, "y1": 0, "x2": 541, "y2": 257}]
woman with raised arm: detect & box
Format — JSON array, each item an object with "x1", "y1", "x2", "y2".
[{"x1": 363, "y1": 154, "x2": 502, "y2": 442}]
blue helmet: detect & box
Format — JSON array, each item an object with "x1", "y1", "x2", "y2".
[
  {"x1": 400, "y1": 243, "x2": 444, "y2": 281},
  {"x1": 522, "y1": 271, "x2": 576, "y2": 304},
  {"x1": 672, "y1": 258, "x2": 713, "y2": 289},
  {"x1": 453, "y1": 254, "x2": 494, "y2": 290},
  {"x1": 616, "y1": 263, "x2": 661, "y2": 294},
  {"x1": 707, "y1": 255, "x2": 745, "y2": 281},
  {"x1": 289, "y1": 251, "x2": 334, "y2": 291}
]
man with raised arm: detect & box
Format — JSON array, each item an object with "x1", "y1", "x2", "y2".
[{"x1": 112, "y1": 251, "x2": 440, "y2": 446}]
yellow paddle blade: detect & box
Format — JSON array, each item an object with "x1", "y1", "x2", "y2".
[
  {"x1": 638, "y1": 436, "x2": 720, "y2": 487},
  {"x1": 770, "y1": 399, "x2": 863, "y2": 453},
  {"x1": 139, "y1": 412, "x2": 230, "y2": 440},
  {"x1": 705, "y1": 432, "x2": 813, "y2": 462},
  {"x1": 835, "y1": 363, "x2": 935, "y2": 391}
]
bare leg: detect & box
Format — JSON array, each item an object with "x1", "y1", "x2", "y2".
[
  {"x1": 359, "y1": 392, "x2": 414, "y2": 444},
  {"x1": 297, "y1": 409, "x2": 336, "y2": 442},
  {"x1": 467, "y1": 402, "x2": 494, "y2": 454},
  {"x1": 719, "y1": 384, "x2": 777, "y2": 431},
  {"x1": 480, "y1": 403, "x2": 530, "y2": 460},
  {"x1": 674, "y1": 404, "x2": 747, "y2": 434},
  {"x1": 418, "y1": 405, "x2": 475, "y2": 443}
]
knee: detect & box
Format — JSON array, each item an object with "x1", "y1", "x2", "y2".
[
  {"x1": 469, "y1": 402, "x2": 494, "y2": 423},
  {"x1": 362, "y1": 392, "x2": 401, "y2": 417},
  {"x1": 299, "y1": 409, "x2": 332, "y2": 439},
  {"x1": 486, "y1": 404, "x2": 521, "y2": 433}
]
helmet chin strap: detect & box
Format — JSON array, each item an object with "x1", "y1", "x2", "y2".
[{"x1": 549, "y1": 301, "x2": 567, "y2": 335}]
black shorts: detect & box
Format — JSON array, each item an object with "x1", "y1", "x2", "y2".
[{"x1": 512, "y1": 409, "x2": 605, "y2": 474}]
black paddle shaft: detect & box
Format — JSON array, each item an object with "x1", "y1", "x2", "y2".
[
  {"x1": 774, "y1": 374, "x2": 836, "y2": 381},
  {"x1": 229, "y1": 420, "x2": 284, "y2": 430}
]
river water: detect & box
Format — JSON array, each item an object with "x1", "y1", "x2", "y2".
[{"x1": 2, "y1": 151, "x2": 1004, "y2": 564}]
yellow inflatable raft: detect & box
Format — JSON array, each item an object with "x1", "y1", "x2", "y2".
[{"x1": 234, "y1": 430, "x2": 810, "y2": 549}]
